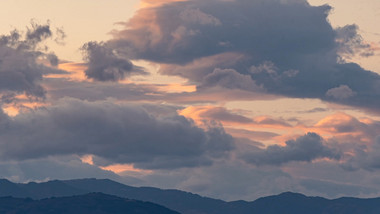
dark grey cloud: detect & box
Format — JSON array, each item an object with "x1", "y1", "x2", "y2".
[
  {"x1": 81, "y1": 41, "x2": 147, "y2": 81},
  {"x1": 110, "y1": 0, "x2": 335, "y2": 64},
  {"x1": 25, "y1": 22, "x2": 52, "y2": 48},
  {"x1": 342, "y1": 136, "x2": 380, "y2": 171},
  {"x1": 241, "y1": 133, "x2": 341, "y2": 166},
  {"x1": 361, "y1": 137, "x2": 380, "y2": 170},
  {"x1": 335, "y1": 24, "x2": 374, "y2": 59},
  {"x1": 47, "y1": 53, "x2": 59, "y2": 67},
  {"x1": 0, "y1": 22, "x2": 65, "y2": 100},
  {"x1": 0, "y1": 98, "x2": 234, "y2": 169},
  {"x1": 101, "y1": 0, "x2": 380, "y2": 111},
  {"x1": 0, "y1": 43, "x2": 45, "y2": 98}
]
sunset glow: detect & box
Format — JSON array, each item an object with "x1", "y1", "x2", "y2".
[{"x1": 0, "y1": 0, "x2": 379, "y2": 202}]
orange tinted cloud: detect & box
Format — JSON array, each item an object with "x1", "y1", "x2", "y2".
[
  {"x1": 100, "y1": 164, "x2": 152, "y2": 174},
  {"x1": 80, "y1": 155, "x2": 151, "y2": 174},
  {"x1": 179, "y1": 106, "x2": 253, "y2": 126},
  {"x1": 153, "y1": 83, "x2": 196, "y2": 93},
  {"x1": 315, "y1": 112, "x2": 356, "y2": 131},
  {"x1": 54, "y1": 62, "x2": 88, "y2": 81},
  {"x1": 114, "y1": 8, "x2": 162, "y2": 47},
  {"x1": 179, "y1": 106, "x2": 299, "y2": 145},
  {"x1": 179, "y1": 106, "x2": 298, "y2": 130},
  {"x1": 307, "y1": 112, "x2": 380, "y2": 143},
  {"x1": 43, "y1": 62, "x2": 88, "y2": 82},
  {"x1": 1, "y1": 94, "x2": 47, "y2": 116},
  {"x1": 3, "y1": 106, "x2": 18, "y2": 117},
  {"x1": 180, "y1": 106, "x2": 380, "y2": 149}
]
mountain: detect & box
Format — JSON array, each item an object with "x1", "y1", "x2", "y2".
[
  {"x1": 1, "y1": 178, "x2": 380, "y2": 214},
  {"x1": 0, "y1": 178, "x2": 228, "y2": 214},
  {"x1": 248, "y1": 192, "x2": 380, "y2": 214},
  {"x1": 0, "y1": 192, "x2": 179, "y2": 214}
]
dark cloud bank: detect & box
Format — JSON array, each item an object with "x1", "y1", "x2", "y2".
[
  {"x1": 83, "y1": 0, "x2": 380, "y2": 111},
  {"x1": 0, "y1": 98, "x2": 234, "y2": 169},
  {"x1": 0, "y1": 97, "x2": 341, "y2": 170},
  {"x1": 240, "y1": 133, "x2": 341, "y2": 166}
]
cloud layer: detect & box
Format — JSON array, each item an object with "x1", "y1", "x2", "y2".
[
  {"x1": 0, "y1": 98, "x2": 234, "y2": 169},
  {"x1": 100, "y1": 0, "x2": 380, "y2": 111}
]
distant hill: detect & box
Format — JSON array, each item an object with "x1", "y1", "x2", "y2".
[
  {"x1": 0, "y1": 192, "x2": 179, "y2": 214},
  {"x1": 1, "y1": 178, "x2": 380, "y2": 214}
]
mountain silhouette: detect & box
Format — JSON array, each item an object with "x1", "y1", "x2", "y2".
[
  {"x1": 1, "y1": 178, "x2": 380, "y2": 214},
  {"x1": 0, "y1": 192, "x2": 179, "y2": 214}
]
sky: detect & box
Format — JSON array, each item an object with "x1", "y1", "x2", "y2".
[{"x1": 0, "y1": 0, "x2": 380, "y2": 201}]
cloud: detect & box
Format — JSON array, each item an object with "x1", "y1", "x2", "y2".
[
  {"x1": 179, "y1": 8, "x2": 221, "y2": 26},
  {"x1": 199, "y1": 106, "x2": 253, "y2": 124},
  {"x1": 253, "y1": 116, "x2": 292, "y2": 128},
  {"x1": 0, "y1": 98, "x2": 234, "y2": 169},
  {"x1": 180, "y1": 106, "x2": 253, "y2": 124},
  {"x1": 110, "y1": 0, "x2": 336, "y2": 64},
  {"x1": 326, "y1": 85, "x2": 356, "y2": 99},
  {"x1": 180, "y1": 105, "x2": 292, "y2": 129},
  {"x1": 335, "y1": 24, "x2": 374, "y2": 59},
  {"x1": 225, "y1": 128, "x2": 279, "y2": 141},
  {"x1": 0, "y1": 41, "x2": 45, "y2": 99},
  {"x1": 314, "y1": 112, "x2": 380, "y2": 143},
  {"x1": 0, "y1": 22, "x2": 65, "y2": 100},
  {"x1": 198, "y1": 68, "x2": 262, "y2": 91},
  {"x1": 241, "y1": 133, "x2": 341, "y2": 166},
  {"x1": 343, "y1": 136, "x2": 380, "y2": 171},
  {"x1": 0, "y1": 156, "x2": 138, "y2": 184},
  {"x1": 129, "y1": 158, "x2": 380, "y2": 201},
  {"x1": 81, "y1": 42, "x2": 147, "y2": 81},
  {"x1": 364, "y1": 137, "x2": 380, "y2": 169},
  {"x1": 100, "y1": 0, "x2": 380, "y2": 111},
  {"x1": 130, "y1": 160, "x2": 298, "y2": 201},
  {"x1": 159, "y1": 52, "x2": 248, "y2": 83},
  {"x1": 299, "y1": 107, "x2": 328, "y2": 113},
  {"x1": 43, "y1": 77, "x2": 165, "y2": 102},
  {"x1": 25, "y1": 22, "x2": 52, "y2": 48}
]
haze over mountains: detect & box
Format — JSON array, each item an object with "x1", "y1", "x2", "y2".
[{"x1": 1, "y1": 178, "x2": 380, "y2": 214}]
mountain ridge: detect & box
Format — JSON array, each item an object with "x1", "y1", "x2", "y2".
[
  {"x1": 1, "y1": 178, "x2": 380, "y2": 214},
  {"x1": 0, "y1": 192, "x2": 180, "y2": 214}
]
